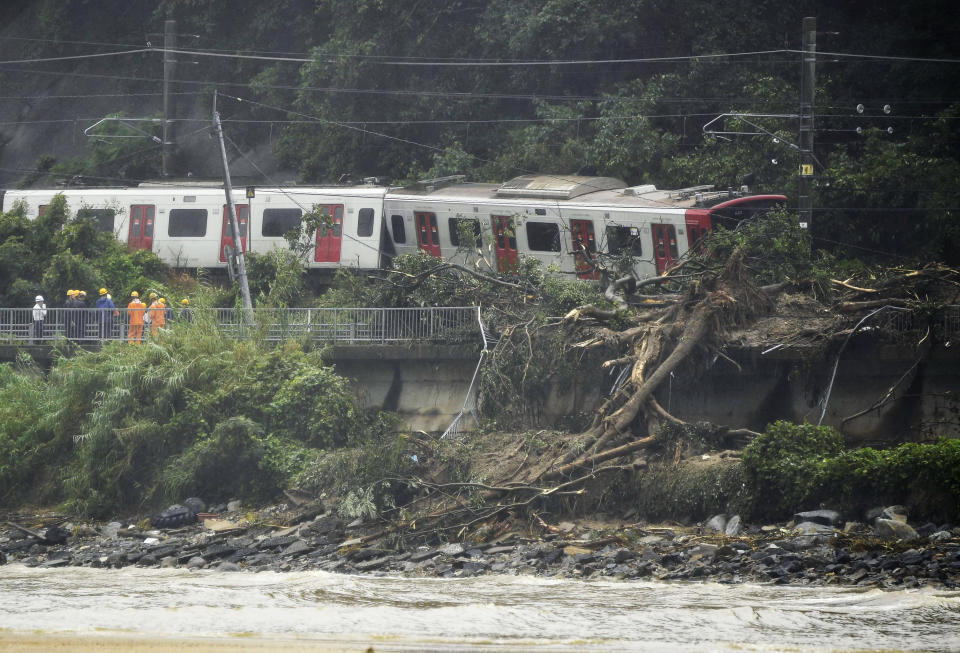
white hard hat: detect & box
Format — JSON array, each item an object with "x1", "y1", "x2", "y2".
[{"x1": 35, "y1": 295, "x2": 44, "y2": 302}]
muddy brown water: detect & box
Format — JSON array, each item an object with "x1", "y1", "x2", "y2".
[{"x1": 0, "y1": 565, "x2": 958, "y2": 652}]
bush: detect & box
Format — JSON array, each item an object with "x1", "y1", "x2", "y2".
[
  {"x1": 741, "y1": 420, "x2": 960, "y2": 522},
  {"x1": 0, "y1": 327, "x2": 379, "y2": 517},
  {"x1": 740, "y1": 421, "x2": 844, "y2": 520}
]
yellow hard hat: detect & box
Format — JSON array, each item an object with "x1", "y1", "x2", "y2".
[
  {"x1": 149, "y1": 292, "x2": 157, "y2": 299},
  {"x1": 67, "y1": 289, "x2": 75, "y2": 296},
  {"x1": 181, "y1": 298, "x2": 189, "y2": 305},
  {"x1": 131, "y1": 291, "x2": 139, "y2": 298},
  {"x1": 99, "y1": 288, "x2": 107, "y2": 295},
  {"x1": 159, "y1": 298, "x2": 166, "y2": 304},
  {"x1": 78, "y1": 290, "x2": 86, "y2": 296}
]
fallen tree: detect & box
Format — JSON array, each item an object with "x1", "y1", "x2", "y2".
[{"x1": 301, "y1": 213, "x2": 960, "y2": 544}]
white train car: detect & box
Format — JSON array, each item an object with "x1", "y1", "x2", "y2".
[
  {"x1": 1, "y1": 184, "x2": 389, "y2": 270},
  {"x1": 1, "y1": 175, "x2": 785, "y2": 279},
  {"x1": 383, "y1": 175, "x2": 786, "y2": 279}
]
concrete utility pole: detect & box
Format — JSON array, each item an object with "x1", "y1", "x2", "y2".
[
  {"x1": 798, "y1": 16, "x2": 817, "y2": 230},
  {"x1": 212, "y1": 89, "x2": 254, "y2": 322},
  {"x1": 162, "y1": 19, "x2": 176, "y2": 177}
]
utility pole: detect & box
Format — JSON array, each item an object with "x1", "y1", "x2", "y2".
[
  {"x1": 213, "y1": 89, "x2": 254, "y2": 322},
  {"x1": 162, "y1": 19, "x2": 176, "y2": 177},
  {"x1": 798, "y1": 16, "x2": 817, "y2": 230}
]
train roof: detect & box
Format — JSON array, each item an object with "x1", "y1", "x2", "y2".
[
  {"x1": 6, "y1": 184, "x2": 388, "y2": 198},
  {"x1": 388, "y1": 175, "x2": 764, "y2": 210}
]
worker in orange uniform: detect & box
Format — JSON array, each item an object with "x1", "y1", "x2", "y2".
[
  {"x1": 148, "y1": 295, "x2": 166, "y2": 338},
  {"x1": 127, "y1": 291, "x2": 146, "y2": 344}
]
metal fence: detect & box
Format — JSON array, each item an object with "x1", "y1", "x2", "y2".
[{"x1": 0, "y1": 306, "x2": 482, "y2": 345}]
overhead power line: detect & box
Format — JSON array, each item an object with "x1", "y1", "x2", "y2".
[{"x1": 0, "y1": 48, "x2": 151, "y2": 65}]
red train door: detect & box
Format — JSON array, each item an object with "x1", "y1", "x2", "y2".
[
  {"x1": 128, "y1": 205, "x2": 155, "y2": 250},
  {"x1": 314, "y1": 204, "x2": 344, "y2": 262},
  {"x1": 570, "y1": 219, "x2": 599, "y2": 280},
  {"x1": 220, "y1": 204, "x2": 249, "y2": 262},
  {"x1": 415, "y1": 212, "x2": 441, "y2": 257},
  {"x1": 684, "y1": 208, "x2": 710, "y2": 254},
  {"x1": 492, "y1": 215, "x2": 518, "y2": 273},
  {"x1": 652, "y1": 223, "x2": 679, "y2": 273}
]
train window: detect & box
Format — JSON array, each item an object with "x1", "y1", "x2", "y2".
[
  {"x1": 526, "y1": 221, "x2": 561, "y2": 252},
  {"x1": 391, "y1": 215, "x2": 406, "y2": 243},
  {"x1": 606, "y1": 226, "x2": 643, "y2": 256},
  {"x1": 449, "y1": 218, "x2": 482, "y2": 248},
  {"x1": 168, "y1": 209, "x2": 208, "y2": 237},
  {"x1": 262, "y1": 208, "x2": 302, "y2": 237},
  {"x1": 357, "y1": 208, "x2": 375, "y2": 237},
  {"x1": 77, "y1": 208, "x2": 115, "y2": 233}
]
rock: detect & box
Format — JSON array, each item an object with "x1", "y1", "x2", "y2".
[
  {"x1": 847, "y1": 568, "x2": 868, "y2": 582},
  {"x1": 226, "y1": 500, "x2": 243, "y2": 513},
  {"x1": 462, "y1": 561, "x2": 487, "y2": 575},
  {"x1": 440, "y1": 543, "x2": 465, "y2": 556},
  {"x1": 410, "y1": 548, "x2": 441, "y2": 562},
  {"x1": 915, "y1": 523, "x2": 938, "y2": 537},
  {"x1": 216, "y1": 561, "x2": 241, "y2": 572},
  {"x1": 183, "y1": 497, "x2": 206, "y2": 514},
  {"x1": 880, "y1": 506, "x2": 908, "y2": 523},
  {"x1": 637, "y1": 535, "x2": 665, "y2": 546},
  {"x1": 705, "y1": 514, "x2": 727, "y2": 533},
  {"x1": 151, "y1": 505, "x2": 197, "y2": 529},
  {"x1": 843, "y1": 521, "x2": 865, "y2": 534},
  {"x1": 874, "y1": 519, "x2": 918, "y2": 541},
  {"x1": 725, "y1": 515, "x2": 743, "y2": 536},
  {"x1": 557, "y1": 521, "x2": 576, "y2": 533},
  {"x1": 354, "y1": 556, "x2": 392, "y2": 571},
  {"x1": 929, "y1": 530, "x2": 953, "y2": 542},
  {"x1": 186, "y1": 556, "x2": 206, "y2": 570},
  {"x1": 281, "y1": 540, "x2": 313, "y2": 557},
  {"x1": 793, "y1": 510, "x2": 841, "y2": 527},
  {"x1": 101, "y1": 522, "x2": 122, "y2": 539}
]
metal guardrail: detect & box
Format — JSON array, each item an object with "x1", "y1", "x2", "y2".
[{"x1": 0, "y1": 306, "x2": 482, "y2": 345}]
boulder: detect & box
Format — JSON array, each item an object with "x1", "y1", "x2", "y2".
[
  {"x1": 880, "y1": 506, "x2": 908, "y2": 523},
  {"x1": 725, "y1": 515, "x2": 743, "y2": 536},
  {"x1": 704, "y1": 514, "x2": 727, "y2": 533},
  {"x1": 216, "y1": 561, "x2": 241, "y2": 572},
  {"x1": 874, "y1": 518, "x2": 918, "y2": 541},
  {"x1": 440, "y1": 543, "x2": 465, "y2": 556},
  {"x1": 792, "y1": 510, "x2": 841, "y2": 527},
  {"x1": 186, "y1": 556, "x2": 206, "y2": 569},
  {"x1": 929, "y1": 530, "x2": 953, "y2": 543}
]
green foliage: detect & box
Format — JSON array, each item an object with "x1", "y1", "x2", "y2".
[
  {"x1": 741, "y1": 420, "x2": 960, "y2": 522},
  {"x1": 741, "y1": 421, "x2": 844, "y2": 519},
  {"x1": 704, "y1": 208, "x2": 811, "y2": 285},
  {"x1": 0, "y1": 325, "x2": 377, "y2": 517},
  {"x1": 245, "y1": 249, "x2": 307, "y2": 307},
  {"x1": 0, "y1": 194, "x2": 168, "y2": 307},
  {"x1": 634, "y1": 460, "x2": 747, "y2": 522},
  {"x1": 268, "y1": 366, "x2": 359, "y2": 448},
  {"x1": 812, "y1": 439, "x2": 960, "y2": 523}
]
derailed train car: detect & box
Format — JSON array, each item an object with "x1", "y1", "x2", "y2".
[{"x1": 1, "y1": 174, "x2": 785, "y2": 279}]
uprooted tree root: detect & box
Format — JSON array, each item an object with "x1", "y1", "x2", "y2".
[{"x1": 326, "y1": 256, "x2": 960, "y2": 546}]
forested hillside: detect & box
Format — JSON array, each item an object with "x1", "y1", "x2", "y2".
[{"x1": 0, "y1": 0, "x2": 958, "y2": 260}]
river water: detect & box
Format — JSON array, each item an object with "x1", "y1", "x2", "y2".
[{"x1": 0, "y1": 565, "x2": 957, "y2": 652}]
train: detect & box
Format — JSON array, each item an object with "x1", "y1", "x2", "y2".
[{"x1": 0, "y1": 174, "x2": 786, "y2": 280}]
